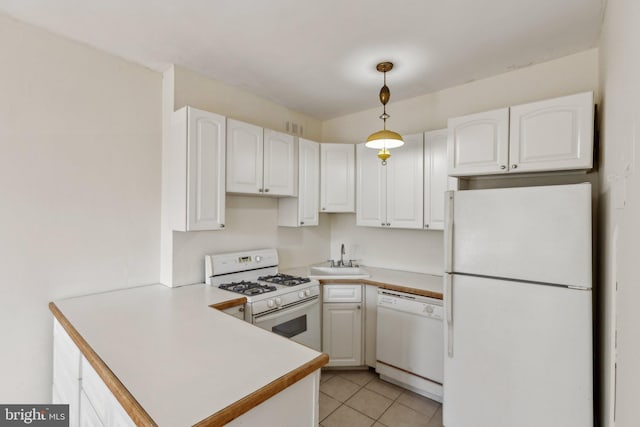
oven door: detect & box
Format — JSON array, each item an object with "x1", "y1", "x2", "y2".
[{"x1": 253, "y1": 298, "x2": 321, "y2": 352}]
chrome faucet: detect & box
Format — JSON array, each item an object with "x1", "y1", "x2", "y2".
[{"x1": 339, "y1": 243, "x2": 345, "y2": 267}]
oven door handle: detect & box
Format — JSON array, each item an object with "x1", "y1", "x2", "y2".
[{"x1": 253, "y1": 298, "x2": 318, "y2": 324}]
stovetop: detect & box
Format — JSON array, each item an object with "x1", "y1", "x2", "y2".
[
  {"x1": 218, "y1": 281, "x2": 278, "y2": 296},
  {"x1": 257, "y1": 274, "x2": 311, "y2": 287},
  {"x1": 205, "y1": 249, "x2": 318, "y2": 303}
]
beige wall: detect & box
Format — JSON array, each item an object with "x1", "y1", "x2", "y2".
[
  {"x1": 598, "y1": 1, "x2": 640, "y2": 425},
  {"x1": 0, "y1": 14, "x2": 161, "y2": 402},
  {"x1": 163, "y1": 66, "x2": 329, "y2": 286},
  {"x1": 325, "y1": 50, "x2": 599, "y2": 274}
]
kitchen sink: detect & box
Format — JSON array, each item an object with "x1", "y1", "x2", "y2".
[{"x1": 308, "y1": 265, "x2": 370, "y2": 279}]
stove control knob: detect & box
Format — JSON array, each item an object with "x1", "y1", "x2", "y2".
[
  {"x1": 298, "y1": 291, "x2": 305, "y2": 298},
  {"x1": 304, "y1": 289, "x2": 311, "y2": 297},
  {"x1": 275, "y1": 297, "x2": 282, "y2": 307},
  {"x1": 267, "y1": 299, "x2": 275, "y2": 308},
  {"x1": 424, "y1": 305, "x2": 434, "y2": 314}
]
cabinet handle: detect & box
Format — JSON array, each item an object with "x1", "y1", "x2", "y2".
[
  {"x1": 386, "y1": 223, "x2": 390, "y2": 226},
  {"x1": 500, "y1": 165, "x2": 506, "y2": 170},
  {"x1": 425, "y1": 224, "x2": 429, "y2": 228},
  {"x1": 265, "y1": 188, "x2": 270, "y2": 193},
  {"x1": 381, "y1": 222, "x2": 385, "y2": 226},
  {"x1": 220, "y1": 224, "x2": 225, "y2": 228},
  {"x1": 322, "y1": 207, "x2": 326, "y2": 211},
  {"x1": 258, "y1": 188, "x2": 264, "y2": 193},
  {"x1": 511, "y1": 164, "x2": 518, "y2": 169},
  {"x1": 357, "y1": 305, "x2": 361, "y2": 310},
  {"x1": 300, "y1": 221, "x2": 304, "y2": 225}
]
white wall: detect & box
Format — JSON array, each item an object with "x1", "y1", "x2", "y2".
[
  {"x1": 324, "y1": 50, "x2": 599, "y2": 274},
  {"x1": 598, "y1": 1, "x2": 640, "y2": 425},
  {"x1": 163, "y1": 66, "x2": 330, "y2": 286},
  {"x1": 0, "y1": 14, "x2": 161, "y2": 402}
]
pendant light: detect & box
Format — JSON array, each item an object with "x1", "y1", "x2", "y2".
[{"x1": 365, "y1": 61, "x2": 403, "y2": 165}]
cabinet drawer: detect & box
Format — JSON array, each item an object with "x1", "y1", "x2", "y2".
[{"x1": 323, "y1": 284, "x2": 362, "y2": 302}]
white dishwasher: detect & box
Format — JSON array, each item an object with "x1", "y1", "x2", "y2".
[{"x1": 376, "y1": 289, "x2": 444, "y2": 401}]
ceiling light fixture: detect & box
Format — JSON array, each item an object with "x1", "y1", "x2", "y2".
[{"x1": 365, "y1": 61, "x2": 404, "y2": 165}]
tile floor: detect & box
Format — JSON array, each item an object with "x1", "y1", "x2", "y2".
[{"x1": 319, "y1": 369, "x2": 443, "y2": 427}]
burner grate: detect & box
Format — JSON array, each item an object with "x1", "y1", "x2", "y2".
[
  {"x1": 219, "y1": 281, "x2": 277, "y2": 295},
  {"x1": 258, "y1": 274, "x2": 311, "y2": 287}
]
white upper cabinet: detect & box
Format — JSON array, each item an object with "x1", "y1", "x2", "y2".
[
  {"x1": 226, "y1": 119, "x2": 263, "y2": 194},
  {"x1": 320, "y1": 143, "x2": 355, "y2": 212},
  {"x1": 170, "y1": 106, "x2": 226, "y2": 231},
  {"x1": 356, "y1": 143, "x2": 386, "y2": 227},
  {"x1": 278, "y1": 138, "x2": 319, "y2": 227},
  {"x1": 509, "y1": 92, "x2": 594, "y2": 172},
  {"x1": 448, "y1": 92, "x2": 594, "y2": 176},
  {"x1": 226, "y1": 119, "x2": 296, "y2": 196},
  {"x1": 264, "y1": 129, "x2": 296, "y2": 196},
  {"x1": 448, "y1": 108, "x2": 510, "y2": 176},
  {"x1": 424, "y1": 129, "x2": 449, "y2": 230},
  {"x1": 356, "y1": 136, "x2": 424, "y2": 229}
]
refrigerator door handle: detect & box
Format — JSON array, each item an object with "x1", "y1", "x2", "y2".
[
  {"x1": 444, "y1": 191, "x2": 454, "y2": 272},
  {"x1": 445, "y1": 274, "x2": 453, "y2": 357}
]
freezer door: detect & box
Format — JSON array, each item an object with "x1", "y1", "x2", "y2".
[
  {"x1": 451, "y1": 183, "x2": 592, "y2": 288},
  {"x1": 443, "y1": 274, "x2": 593, "y2": 427}
]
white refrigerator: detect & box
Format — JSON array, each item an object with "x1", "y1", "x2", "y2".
[{"x1": 443, "y1": 183, "x2": 593, "y2": 427}]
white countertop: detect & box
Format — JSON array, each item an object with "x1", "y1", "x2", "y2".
[
  {"x1": 283, "y1": 265, "x2": 443, "y2": 298},
  {"x1": 53, "y1": 283, "x2": 324, "y2": 426}
]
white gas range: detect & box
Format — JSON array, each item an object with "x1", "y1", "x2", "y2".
[{"x1": 205, "y1": 248, "x2": 321, "y2": 351}]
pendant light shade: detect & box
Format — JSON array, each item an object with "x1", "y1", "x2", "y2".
[
  {"x1": 366, "y1": 61, "x2": 403, "y2": 165},
  {"x1": 365, "y1": 129, "x2": 405, "y2": 149}
]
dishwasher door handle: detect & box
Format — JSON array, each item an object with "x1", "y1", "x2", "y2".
[{"x1": 445, "y1": 274, "x2": 453, "y2": 358}]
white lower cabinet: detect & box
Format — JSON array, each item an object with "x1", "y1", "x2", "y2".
[
  {"x1": 81, "y1": 358, "x2": 135, "y2": 427},
  {"x1": 79, "y1": 391, "x2": 103, "y2": 427},
  {"x1": 52, "y1": 320, "x2": 81, "y2": 427},
  {"x1": 52, "y1": 319, "x2": 134, "y2": 427},
  {"x1": 322, "y1": 284, "x2": 364, "y2": 367}
]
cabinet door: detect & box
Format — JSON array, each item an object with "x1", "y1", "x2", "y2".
[
  {"x1": 448, "y1": 108, "x2": 509, "y2": 176},
  {"x1": 424, "y1": 129, "x2": 448, "y2": 230},
  {"x1": 509, "y1": 92, "x2": 594, "y2": 173},
  {"x1": 264, "y1": 130, "x2": 296, "y2": 196},
  {"x1": 356, "y1": 143, "x2": 386, "y2": 227},
  {"x1": 298, "y1": 138, "x2": 319, "y2": 226},
  {"x1": 320, "y1": 144, "x2": 355, "y2": 212},
  {"x1": 386, "y1": 134, "x2": 424, "y2": 229},
  {"x1": 80, "y1": 391, "x2": 104, "y2": 427},
  {"x1": 323, "y1": 303, "x2": 363, "y2": 367},
  {"x1": 226, "y1": 119, "x2": 263, "y2": 194},
  {"x1": 186, "y1": 108, "x2": 226, "y2": 230},
  {"x1": 53, "y1": 320, "x2": 81, "y2": 427}
]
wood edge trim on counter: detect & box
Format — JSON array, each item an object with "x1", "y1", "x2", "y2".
[
  {"x1": 193, "y1": 353, "x2": 329, "y2": 426},
  {"x1": 209, "y1": 297, "x2": 247, "y2": 311},
  {"x1": 49, "y1": 302, "x2": 158, "y2": 427},
  {"x1": 318, "y1": 279, "x2": 443, "y2": 300}
]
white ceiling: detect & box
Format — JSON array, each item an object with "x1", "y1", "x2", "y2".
[{"x1": 0, "y1": 0, "x2": 605, "y2": 120}]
